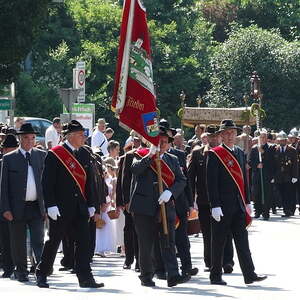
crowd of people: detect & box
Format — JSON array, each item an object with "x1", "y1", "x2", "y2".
[{"x1": 0, "y1": 114, "x2": 298, "y2": 289}]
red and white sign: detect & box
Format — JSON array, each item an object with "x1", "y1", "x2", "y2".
[{"x1": 73, "y1": 61, "x2": 85, "y2": 102}]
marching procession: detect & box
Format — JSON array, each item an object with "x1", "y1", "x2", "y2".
[{"x1": 1, "y1": 114, "x2": 300, "y2": 290}]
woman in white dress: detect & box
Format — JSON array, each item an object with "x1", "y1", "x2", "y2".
[
  {"x1": 106, "y1": 141, "x2": 126, "y2": 255},
  {"x1": 94, "y1": 162, "x2": 118, "y2": 256}
]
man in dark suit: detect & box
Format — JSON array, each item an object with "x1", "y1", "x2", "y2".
[
  {"x1": 207, "y1": 119, "x2": 267, "y2": 285},
  {"x1": 35, "y1": 120, "x2": 103, "y2": 289},
  {"x1": 0, "y1": 134, "x2": 19, "y2": 278},
  {"x1": 116, "y1": 142, "x2": 141, "y2": 271},
  {"x1": 188, "y1": 125, "x2": 234, "y2": 273},
  {"x1": 272, "y1": 131, "x2": 298, "y2": 217},
  {"x1": 0, "y1": 124, "x2": 46, "y2": 282},
  {"x1": 157, "y1": 120, "x2": 198, "y2": 277},
  {"x1": 249, "y1": 129, "x2": 276, "y2": 220},
  {"x1": 129, "y1": 128, "x2": 190, "y2": 287}
]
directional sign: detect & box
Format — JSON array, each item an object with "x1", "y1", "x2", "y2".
[{"x1": 0, "y1": 98, "x2": 13, "y2": 110}]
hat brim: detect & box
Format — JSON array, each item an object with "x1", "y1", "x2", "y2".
[
  {"x1": 17, "y1": 130, "x2": 39, "y2": 135},
  {"x1": 96, "y1": 122, "x2": 109, "y2": 125},
  {"x1": 217, "y1": 126, "x2": 242, "y2": 134},
  {"x1": 62, "y1": 128, "x2": 84, "y2": 135}
]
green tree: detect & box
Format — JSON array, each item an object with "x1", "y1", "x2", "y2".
[
  {"x1": 0, "y1": 0, "x2": 50, "y2": 84},
  {"x1": 206, "y1": 24, "x2": 300, "y2": 130}
]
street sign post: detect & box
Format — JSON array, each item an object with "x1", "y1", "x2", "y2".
[{"x1": 73, "y1": 61, "x2": 85, "y2": 103}]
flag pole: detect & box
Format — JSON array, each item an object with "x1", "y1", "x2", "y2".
[{"x1": 155, "y1": 152, "x2": 169, "y2": 240}]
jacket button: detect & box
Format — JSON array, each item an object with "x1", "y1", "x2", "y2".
[{"x1": 75, "y1": 193, "x2": 78, "y2": 197}]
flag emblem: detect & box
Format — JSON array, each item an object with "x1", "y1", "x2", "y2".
[{"x1": 142, "y1": 112, "x2": 159, "y2": 137}]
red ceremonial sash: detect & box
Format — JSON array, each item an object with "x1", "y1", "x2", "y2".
[
  {"x1": 51, "y1": 145, "x2": 87, "y2": 200},
  {"x1": 136, "y1": 148, "x2": 175, "y2": 188},
  {"x1": 210, "y1": 145, "x2": 252, "y2": 227},
  {"x1": 135, "y1": 148, "x2": 180, "y2": 229}
]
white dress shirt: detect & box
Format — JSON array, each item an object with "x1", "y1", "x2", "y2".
[
  {"x1": 91, "y1": 129, "x2": 108, "y2": 155},
  {"x1": 45, "y1": 125, "x2": 60, "y2": 149},
  {"x1": 19, "y1": 148, "x2": 37, "y2": 202}
]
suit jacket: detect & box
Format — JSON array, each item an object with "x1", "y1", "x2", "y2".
[
  {"x1": 0, "y1": 148, "x2": 46, "y2": 221},
  {"x1": 206, "y1": 145, "x2": 250, "y2": 214},
  {"x1": 273, "y1": 145, "x2": 298, "y2": 183},
  {"x1": 129, "y1": 152, "x2": 186, "y2": 217},
  {"x1": 42, "y1": 143, "x2": 95, "y2": 220},
  {"x1": 188, "y1": 145, "x2": 210, "y2": 206},
  {"x1": 168, "y1": 147, "x2": 193, "y2": 216},
  {"x1": 248, "y1": 143, "x2": 276, "y2": 184}
]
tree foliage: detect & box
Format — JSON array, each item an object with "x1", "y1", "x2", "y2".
[
  {"x1": 0, "y1": 0, "x2": 50, "y2": 84},
  {"x1": 206, "y1": 25, "x2": 300, "y2": 130}
]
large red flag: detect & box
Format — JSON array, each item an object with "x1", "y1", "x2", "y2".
[{"x1": 111, "y1": 0, "x2": 159, "y2": 146}]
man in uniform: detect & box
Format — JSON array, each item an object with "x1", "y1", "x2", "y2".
[
  {"x1": 129, "y1": 128, "x2": 190, "y2": 287},
  {"x1": 35, "y1": 120, "x2": 103, "y2": 288},
  {"x1": 207, "y1": 119, "x2": 267, "y2": 285},
  {"x1": 272, "y1": 131, "x2": 298, "y2": 217},
  {"x1": 188, "y1": 125, "x2": 235, "y2": 273},
  {"x1": 248, "y1": 129, "x2": 275, "y2": 220},
  {"x1": 0, "y1": 134, "x2": 20, "y2": 278}
]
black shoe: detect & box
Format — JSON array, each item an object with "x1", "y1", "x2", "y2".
[
  {"x1": 281, "y1": 214, "x2": 290, "y2": 218},
  {"x1": 272, "y1": 209, "x2": 277, "y2": 214},
  {"x1": 167, "y1": 274, "x2": 190, "y2": 287},
  {"x1": 59, "y1": 267, "x2": 72, "y2": 271},
  {"x1": 79, "y1": 278, "x2": 104, "y2": 288},
  {"x1": 135, "y1": 267, "x2": 140, "y2": 273},
  {"x1": 254, "y1": 214, "x2": 260, "y2": 218},
  {"x1": 14, "y1": 272, "x2": 29, "y2": 282},
  {"x1": 141, "y1": 279, "x2": 155, "y2": 287},
  {"x1": 2, "y1": 270, "x2": 13, "y2": 278},
  {"x1": 263, "y1": 216, "x2": 269, "y2": 220},
  {"x1": 36, "y1": 274, "x2": 49, "y2": 288},
  {"x1": 183, "y1": 267, "x2": 198, "y2": 276},
  {"x1": 204, "y1": 267, "x2": 211, "y2": 272},
  {"x1": 70, "y1": 269, "x2": 76, "y2": 274},
  {"x1": 155, "y1": 272, "x2": 167, "y2": 280},
  {"x1": 245, "y1": 275, "x2": 267, "y2": 284},
  {"x1": 223, "y1": 264, "x2": 233, "y2": 274},
  {"x1": 211, "y1": 279, "x2": 227, "y2": 285},
  {"x1": 123, "y1": 263, "x2": 131, "y2": 270}
]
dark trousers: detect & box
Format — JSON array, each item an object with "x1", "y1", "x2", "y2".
[
  {"x1": 198, "y1": 204, "x2": 234, "y2": 268},
  {"x1": 276, "y1": 182, "x2": 296, "y2": 215},
  {"x1": 37, "y1": 215, "x2": 92, "y2": 281},
  {"x1": 124, "y1": 211, "x2": 139, "y2": 266},
  {"x1": 0, "y1": 220, "x2": 14, "y2": 272},
  {"x1": 134, "y1": 206, "x2": 179, "y2": 281},
  {"x1": 153, "y1": 206, "x2": 179, "y2": 279},
  {"x1": 175, "y1": 214, "x2": 192, "y2": 272},
  {"x1": 9, "y1": 202, "x2": 44, "y2": 273},
  {"x1": 253, "y1": 174, "x2": 272, "y2": 217},
  {"x1": 210, "y1": 206, "x2": 255, "y2": 282}
]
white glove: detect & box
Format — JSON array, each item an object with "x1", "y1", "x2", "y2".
[
  {"x1": 292, "y1": 178, "x2": 298, "y2": 184},
  {"x1": 149, "y1": 144, "x2": 158, "y2": 155},
  {"x1": 158, "y1": 190, "x2": 172, "y2": 205},
  {"x1": 211, "y1": 207, "x2": 223, "y2": 222},
  {"x1": 88, "y1": 207, "x2": 96, "y2": 218},
  {"x1": 246, "y1": 204, "x2": 253, "y2": 216},
  {"x1": 47, "y1": 206, "x2": 61, "y2": 221},
  {"x1": 270, "y1": 179, "x2": 275, "y2": 183}
]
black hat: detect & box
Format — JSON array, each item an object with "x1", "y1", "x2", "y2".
[
  {"x1": 62, "y1": 120, "x2": 84, "y2": 134},
  {"x1": 217, "y1": 119, "x2": 242, "y2": 133},
  {"x1": 206, "y1": 125, "x2": 219, "y2": 136},
  {"x1": 159, "y1": 118, "x2": 177, "y2": 137},
  {"x1": 1, "y1": 134, "x2": 19, "y2": 148},
  {"x1": 159, "y1": 126, "x2": 174, "y2": 143},
  {"x1": 17, "y1": 123, "x2": 39, "y2": 135}
]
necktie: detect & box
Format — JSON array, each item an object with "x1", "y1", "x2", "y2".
[
  {"x1": 281, "y1": 146, "x2": 284, "y2": 153},
  {"x1": 26, "y1": 152, "x2": 31, "y2": 166}
]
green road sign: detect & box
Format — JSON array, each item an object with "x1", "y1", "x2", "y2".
[{"x1": 0, "y1": 98, "x2": 12, "y2": 110}]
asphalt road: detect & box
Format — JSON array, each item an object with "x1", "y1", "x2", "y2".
[{"x1": 1, "y1": 212, "x2": 299, "y2": 300}]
